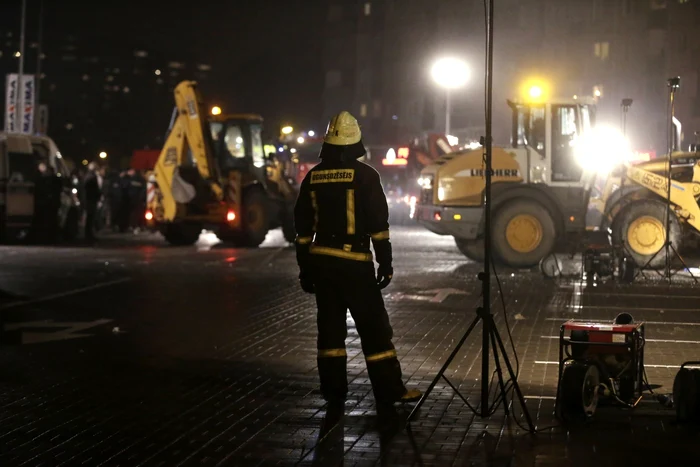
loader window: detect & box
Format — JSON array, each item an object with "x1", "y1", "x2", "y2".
[
  {"x1": 250, "y1": 124, "x2": 265, "y2": 168},
  {"x1": 224, "y1": 125, "x2": 246, "y2": 159},
  {"x1": 524, "y1": 105, "x2": 546, "y2": 153},
  {"x1": 551, "y1": 104, "x2": 583, "y2": 182}
]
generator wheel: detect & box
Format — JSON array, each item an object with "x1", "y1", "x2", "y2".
[
  {"x1": 613, "y1": 200, "x2": 681, "y2": 269},
  {"x1": 673, "y1": 368, "x2": 698, "y2": 422},
  {"x1": 618, "y1": 255, "x2": 636, "y2": 283},
  {"x1": 492, "y1": 200, "x2": 556, "y2": 268},
  {"x1": 539, "y1": 254, "x2": 563, "y2": 278},
  {"x1": 162, "y1": 223, "x2": 202, "y2": 246},
  {"x1": 455, "y1": 237, "x2": 485, "y2": 262},
  {"x1": 559, "y1": 363, "x2": 600, "y2": 420},
  {"x1": 240, "y1": 190, "x2": 270, "y2": 247}
]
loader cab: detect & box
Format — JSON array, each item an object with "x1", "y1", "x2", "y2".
[
  {"x1": 209, "y1": 114, "x2": 267, "y2": 174},
  {"x1": 508, "y1": 98, "x2": 596, "y2": 186}
]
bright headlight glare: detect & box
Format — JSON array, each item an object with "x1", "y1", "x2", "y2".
[{"x1": 575, "y1": 125, "x2": 631, "y2": 175}]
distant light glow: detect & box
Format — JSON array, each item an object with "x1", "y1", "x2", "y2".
[
  {"x1": 145, "y1": 211, "x2": 154, "y2": 221},
  {"x1": 290, "y1": 148, "x2": 297, "y2": 154},
  {"x1": 99, "y1": 151, "x2": 107, "y2": 159},
  {"x1": 446, "y1": 134, "x2": 459, "y2": 146},
  {"x1": 226, "y1": 210, "x2": 236, "y2": 222},
  {"x1": 431, "y1": 57, "x2": 469, "y2": 89},
  {"x1": 281, "y1": 126, "x2": 293, "y2": 135},
  {"x1": 278, "y1": 147, "x2": 284, "y2": 152},
  {"x1": 154, "y1": 69, "x2": 161, "y2": 76},
  {"x1": 297, "y1": 136, "x2": 305, "y2": 144},
  {"x1": 308, "y1": 130, "x2": 315, "y2": 137},
  {"x1": 211, "y1": 106, "x2": 222, "y2": 116}
]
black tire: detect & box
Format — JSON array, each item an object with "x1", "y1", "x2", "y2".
[
  {"x1": 492, "y1": 200, "x2": 556, "y2": 268},
  {"x1": 612, "y1": 199, "x2": 681, "y2": 269},
  {"x1": 673, "y1": 368, "x2": 698, "y2": 423},
  {"x1": 240, "y1": 189, "x2": 269, "y2": 247},
  {"x1": 162, "y1": 223, "x2": 201, "y2": 246},
  {"x1": 559, "y1": 363, "x2": 600, "y2": 421},
  {"x1": 455, "y1": 237, "x2": 485, "y2": 262}
]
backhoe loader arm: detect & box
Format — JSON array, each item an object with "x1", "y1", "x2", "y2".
[
  {"x1": 626, "y1": 163, "x2": 700, "y2": 232},
  {"x1": 153, "y1": 80, "x2": 223, "y2": 222}
]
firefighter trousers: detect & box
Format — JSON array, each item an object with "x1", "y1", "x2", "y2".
[{"x1": 312, "y1": 256, "x2": 407, "y2": 404}]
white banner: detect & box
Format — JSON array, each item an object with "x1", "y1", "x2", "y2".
[
  {"x1": 4, "y1": 73, "x2": 18, "y2": 132},
  {"x1": 21, "y1": 75, "x2": 35, "y2": 134},
  {"x1": 4, "y1": 74, "x2": 35, "y2": 134}
]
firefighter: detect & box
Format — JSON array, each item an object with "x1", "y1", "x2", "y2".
[{"x1": 294, "y1": 110, "x2": 421, "y2": 418}]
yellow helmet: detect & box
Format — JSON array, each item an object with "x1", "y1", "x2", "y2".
[{"x1": 324, "y1": 111, "x2": 361, "y2": 146}]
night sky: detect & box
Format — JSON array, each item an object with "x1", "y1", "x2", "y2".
[{"x1": 1, "y1": 0, "x2": 325, "y2": 161}]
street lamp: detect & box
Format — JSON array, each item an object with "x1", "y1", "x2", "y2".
[
  {"x1": 99, "y1": 151, "x2": 107, "y2": 159},
  {"x1": 431, "y1": 57, "x2": 469, "y2": 135}
]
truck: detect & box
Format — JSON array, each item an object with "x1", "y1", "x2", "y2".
[
  {"x1": 415, "y1": 94, "x2": 700, "y2": 269},
  {"x1": 145, "y1": 81, "x2": 298, "y2": 246},
  {"x1": 0, "y1": 132, "x2": 80, "y2": 242}
]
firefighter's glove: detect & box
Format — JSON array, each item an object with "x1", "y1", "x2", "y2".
[
  {"x1": 377, "y1": 264, "x2": 393, "y2": 290},
  {"x1": 299, "y1": 270, "x2": 315, "y2": 294}
]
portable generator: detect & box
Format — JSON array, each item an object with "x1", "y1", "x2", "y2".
[
  {"x1": 582, "y1": 231, "x2": 635, "y2": 283},
  {"x1": 555, "y1": 314, "x2": 646, "y2": 420}
]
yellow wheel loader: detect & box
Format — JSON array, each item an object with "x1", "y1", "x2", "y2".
[
  {"x1": 145, "y1": 81, "x2": 298, "y2": 246},
  {"x1": 416, "y1": 95, "x2": 700, "y2": 268}
]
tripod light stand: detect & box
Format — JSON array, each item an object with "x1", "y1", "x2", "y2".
[
  {"x1": 407, "y1": 0, "x2": 535, "y2": 432},
  {"x1": 633, "y1": 77, "x2": 696, "y2": 284}
]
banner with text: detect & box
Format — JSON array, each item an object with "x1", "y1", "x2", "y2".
[{"x1": 4, "y1": 74, "x2": 35, "y2": 134}]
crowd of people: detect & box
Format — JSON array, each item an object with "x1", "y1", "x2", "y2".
[{"x1": 75, "y1": 163, "x2": 148, "y2": 241}]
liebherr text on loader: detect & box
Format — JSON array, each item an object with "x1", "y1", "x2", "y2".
[{"x1": 146, "y1": 81, "x2": 298, "y2": 246}]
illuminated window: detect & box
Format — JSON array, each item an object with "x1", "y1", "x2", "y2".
[
  {"x1": 225, "y1": 125, "x2": 246, "y2": 159},
  {"x1": 360, "y1": 103, "x2": 368, "y2": 117},
  {"x1": 364, "y1": 2, "x2": 371, "y2": 15},
  {"x1": 594, "y1": 42, "x2": 609, "y2": 60},
  {"x1": 372, "y1": 99, "x2": 382, "y2": 118},
  {"x1": 250, "y1": 124, "x2": 265, "y2": 167}
]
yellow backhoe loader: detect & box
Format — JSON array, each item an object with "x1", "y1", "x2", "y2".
[
  {"x1": 415, "y1": 95, "x2": 700, "y2": 268},
  {"x1": 146, "y1": 81, "x2": 298, "y2": 246}
]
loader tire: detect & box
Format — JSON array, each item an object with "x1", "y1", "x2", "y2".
[
  {"x1": 240, "y1": 190, "x2": 269, "y2": 247},
  {"x1": 163, "y1": 223, "x2": 201, "y2": 246},
  {"x1": 612, "y1": 200, "x2": 681, "y2": 269},
  {"x1": 492, "y1": 200, "x2": 556, "y2": 268},
  {"x1": 455, "y1": 237, "x2": 485, "y2": 262}
]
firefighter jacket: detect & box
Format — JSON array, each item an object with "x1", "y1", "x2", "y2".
[{"x1": 294, "y1": 154, "x2": 392, "y2": 269}]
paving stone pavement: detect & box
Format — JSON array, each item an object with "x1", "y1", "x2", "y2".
[{"x1": 0, "y1": 227, "x2": 699, "y2": 466}]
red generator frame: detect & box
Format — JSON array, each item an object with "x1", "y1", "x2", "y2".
[{"x1": 555, "y1": 319, "x2": 646, "y2": 419}]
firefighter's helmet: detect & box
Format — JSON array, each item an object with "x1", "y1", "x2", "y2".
[{"x1": 324, "y1": 111, "x2": 361, "y2": 146}]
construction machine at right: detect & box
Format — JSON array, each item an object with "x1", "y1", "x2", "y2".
[{"x1": 415, "y1": 89, "x2": 700, "y2": 269}]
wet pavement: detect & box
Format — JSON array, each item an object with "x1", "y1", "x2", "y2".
[{"x1": 0, "y1": 226, "x2": 699, "y2": 466}]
